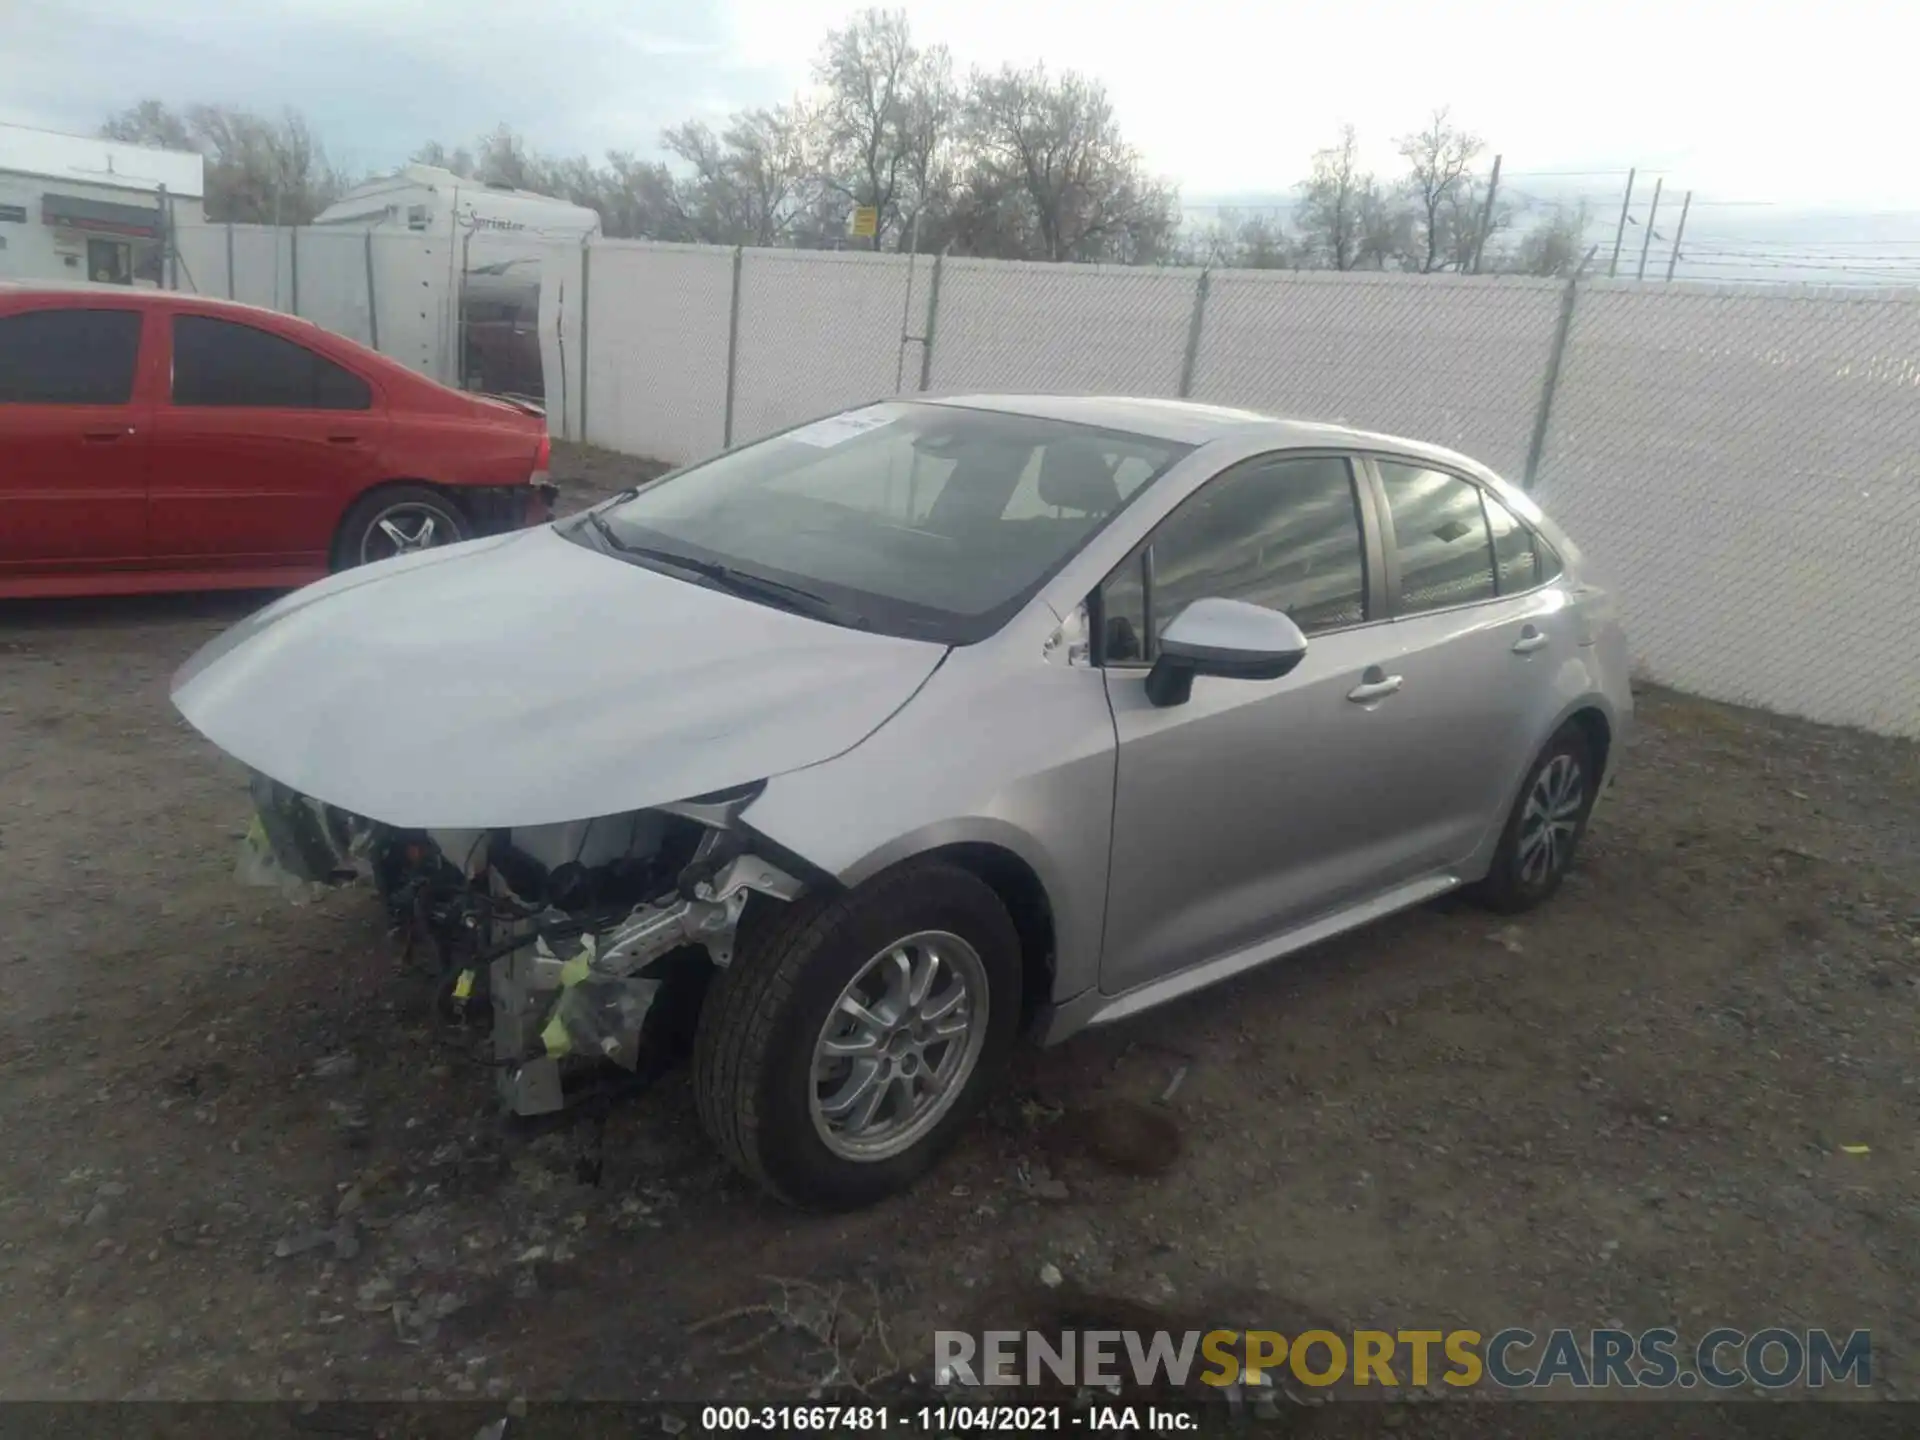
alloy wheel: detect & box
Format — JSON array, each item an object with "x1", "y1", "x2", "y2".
[
  {"x1": 809, "y1": 930, "x2": 989, "y2": 1162},
  {"x1": 360, "y1": 504, "x2": 451, "y2": 564},
  {"x1": 1518, "y1": 753, "x2": 1585, "y2": 886}
]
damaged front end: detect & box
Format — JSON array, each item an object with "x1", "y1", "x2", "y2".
[{"x1": 243, "y1": 774, "x2": 805, "y2": 1117}]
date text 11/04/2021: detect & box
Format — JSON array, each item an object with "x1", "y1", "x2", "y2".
[{"x1": 700, "y1": 1406, "x2": 1176, "y2": 1431}]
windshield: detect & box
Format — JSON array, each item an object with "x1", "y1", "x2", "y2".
[{"x1": 570, "y1": 402, "x2": 1191, "y2": 643}]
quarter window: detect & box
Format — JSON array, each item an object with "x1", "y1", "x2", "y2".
[
  {"x1": 1376, "y1": 461, "x2": 1498, "y2": 613},
  {"x1": 0, "y1": 308, "x2": 141, "y2": 404},
  {"x1": 1099, "y1": 454, "x2": 1369, "y2": 664},
  {"x1": 1483, "y1": 492, "x2": 1541, "y2": 594},
  {"x1": 1535, "y1": 534, "x2": 1565, "y2": 583},
  {"x1": 172, "y1": 315, "x2": 372, "y2": 410}
]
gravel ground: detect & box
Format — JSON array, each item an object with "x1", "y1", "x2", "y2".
[{"x1": 1, "y1": 443, "x2": 1916, "y2": 1415}]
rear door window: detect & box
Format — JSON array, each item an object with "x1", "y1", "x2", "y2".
[
  {"x1": 1376, "y1": 460, "x2": 1498, "y2": 614},
  {"x1": 171, "y1": 315, "x2": 372, "y2": 410},
  {"x1": 0, "y1": 308, "x2": 142, "y2": 404}
]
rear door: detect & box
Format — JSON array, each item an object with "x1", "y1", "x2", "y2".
[
  {"x1": 148, "y1": 312, "x2": 387, "y2": 567},
  {"x1": 0, "y1": 303, "x2": 151, "y2": 572},
  {"x1": 1360, "y1": 456, "x2": 1574, "y2": 863}
]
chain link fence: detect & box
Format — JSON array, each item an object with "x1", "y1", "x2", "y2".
[
  {"x1": 732, "y1": 249, "x2": 924, "y2": 445},
  {"x1": 1192, "y1": 270, "x2": 1568, "y2": 477},
  {"x1": 1532, "y1": 281, "x2": 1920, "y2": 735},
  {"x1": 927, "y1": 259, "x2": 1199, "y2": 397},
  {"x1": 577, "y1": 241, "x2": 734, "y2": 463}
]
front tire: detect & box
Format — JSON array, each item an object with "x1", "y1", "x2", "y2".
[
  {"x1": 693, "y1": 861, "x2": 1021, "y2": 1210},
  {"x1": 1472, "y1": 722, "x2": 1596, "y2": 914},
  {"x1": 331, "y1": 485, "x2": 468, "y2": 571}
]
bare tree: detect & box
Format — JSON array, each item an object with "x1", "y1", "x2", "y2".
[
  {"x1": 1182, "y1": 208, "x2": 1297, "y2": 269},
  {"x1": 102, "y1": 101, "x2": 346, "y2": 223},
  {"x1": 1506, "y1": 201, "x2": 1592, "y2": 277},
  {"x1": 598, "y1": 151, "x2": 694, "y2": 241},
  {"x1": 664, "y1": 105, "x2": 817, "y2": 247},
  {"x1": 474, "y1": 125, "x2": 541, "y2": 190},
  {"x1": 101, "y1": 100, "x2": 193, "y2": 151},
  {"x1": 813, "y1": 9, "x2": 955, "y2": 249},
  {"x1": 1396, "y1": 107, "x2": 1483, "y2": 273},
  {"x1": 1296, "y1": 125, "x2": 1370, "y2": 271},
  {"x1": 962, "y1": 64, "x2": 1178, "y2": 264},
  {"x1": 411, "y1": 140, "x2": 477, "y2": 177},
  {"x1": 1442, "y1": 172, "x2": 1510, "y2": 273}
]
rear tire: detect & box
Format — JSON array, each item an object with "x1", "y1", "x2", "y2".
[
  {"x1": 1471, "y1": 723, "x2": 1596, "y2": 914},
  {"x1": 693, "y1": 861, "x2": 1021, "y2": 1210},
  {"x1": 331, "y1": 485, "x2": 468, "y2": 571}
]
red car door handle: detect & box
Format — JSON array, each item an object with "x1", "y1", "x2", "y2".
[
  {"x1": 326, "y1": 434, "x2": 361, "y2": 445},
  {"x1": 83, "y1": 428, "x2": 132, "y2": 441}
]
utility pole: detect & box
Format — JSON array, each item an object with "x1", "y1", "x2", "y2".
[
  {"x1": 1665, "y1": 190, "x2": 1693, "y2": 281},
  {"x1": 1608, "y1": 168, "x2": 1635, "y2": 278},
  {"x1": 1635, "y1": 178, "x2": 1663, "y2": 281},
  {"x1": 1471, "y1": 154, "x2": 1502, "y2": 274}
]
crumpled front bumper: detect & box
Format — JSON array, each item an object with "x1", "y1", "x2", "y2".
[{"x1": 236, "y1": 773, "x2": 806, "y2": 1117}]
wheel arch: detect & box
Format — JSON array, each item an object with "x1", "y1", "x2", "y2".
[
  {"x1": 328, "y1": 479, "x2": 469, "y2": 568},
  {"x1": 787, "y1": 820, "x2": 1064, "y2": 1034},
  {"x1": 1465, "y1": 691, "x2": 1622, "y2": 881},
  {"x1": 916, "y1": 841, "x2": 1057, "y2": 1031},
  {"x1": 1564, "y1": 703, "x2": 1613, "y2": 782}
]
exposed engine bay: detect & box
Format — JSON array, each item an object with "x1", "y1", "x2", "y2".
[{"x1": 243, "y1": 773, "x2": 804, "y2": 1116}]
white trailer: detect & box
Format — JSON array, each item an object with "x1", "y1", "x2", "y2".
[{"x1": 313, "y1": 166, "x2": 600, "y2": 397}]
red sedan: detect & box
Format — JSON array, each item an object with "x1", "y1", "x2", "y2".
[{"x1": 0, "y1": 284, "x2": 556, "y2": 599}]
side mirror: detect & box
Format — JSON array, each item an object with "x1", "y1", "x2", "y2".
[{"x1": 1144, "y1": 597, "x2": 1309, "y2": 708}]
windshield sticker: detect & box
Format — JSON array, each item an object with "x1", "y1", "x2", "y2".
[{"x1": 785, "y1": 410, "x2": 896, "y2": 448}]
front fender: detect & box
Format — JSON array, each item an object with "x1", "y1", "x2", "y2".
[{"x1": 741, "y1": 626, "x2": 1119, "y2": 1003}]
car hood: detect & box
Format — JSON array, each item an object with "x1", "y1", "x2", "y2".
[{"x1": 171, "y1": 525, "x2": 948, "y2": 830}]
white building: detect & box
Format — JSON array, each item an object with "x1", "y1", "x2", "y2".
[{"x1": 0, "y1": 122, "x2": 205, "y2": 285}]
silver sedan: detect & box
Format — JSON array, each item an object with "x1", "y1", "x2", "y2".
[{"x1": 174, "y1": 395, "x2": 1632, "y2": 1209}]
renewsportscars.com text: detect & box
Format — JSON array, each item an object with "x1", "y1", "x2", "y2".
[{"x1": 935, "y1": 1326, "x2": 1872, "y2": 1391}]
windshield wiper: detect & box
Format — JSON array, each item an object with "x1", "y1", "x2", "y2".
[
  {"x1": 584, "y1": 509, "x2": 632, "y2": 551},
  {"x1": 586, "y1": 527, "x2": 870, "y2": 628}
]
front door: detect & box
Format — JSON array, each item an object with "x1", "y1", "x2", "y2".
[
  {"x1": 0, "y1": 305, "x2": 150, "y2": 571},
  {"x1": 148, "y1": 311, "x2": 385, "y2": 566},
  {"x1": 1097, "y1": 452, "x2": 1435, "y2": 997}
]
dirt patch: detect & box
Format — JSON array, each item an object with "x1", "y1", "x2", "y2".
[{"x1": 1, "y1": 442, "x2": 1916, "y2": 1404}]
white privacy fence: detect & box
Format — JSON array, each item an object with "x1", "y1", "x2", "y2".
[
  {"x1": 159, "y1": 224, "x2": 1920, "y2": 739},
  {"x1": 1529, "y1": 282, "x2": 1920, "y2": 738}
]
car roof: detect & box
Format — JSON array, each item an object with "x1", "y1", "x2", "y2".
[
  {"x1": 918, "y1": 392, "x2": 1495, "y2": 475},
  {"x1": 0, "y1": 281, "x2": 320, "y2": 327}
]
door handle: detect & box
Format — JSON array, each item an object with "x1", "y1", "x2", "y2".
[
  {"x1": 1347, "y1": 668, "x2": 1404, "y2": 703},
  {"x1": 1511, "y1": 626, "x2": 1550, "y2": 655},
  {"x1": 83, "y1": 427, "x2": 133, "y2": 441},
  {"x1": 326, "y1": 434, "x2": 361, "y2": 445}
]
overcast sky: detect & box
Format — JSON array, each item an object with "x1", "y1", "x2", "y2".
[{"x1": 4, "y1": 0, "x2": 1913, "y2": 211}]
